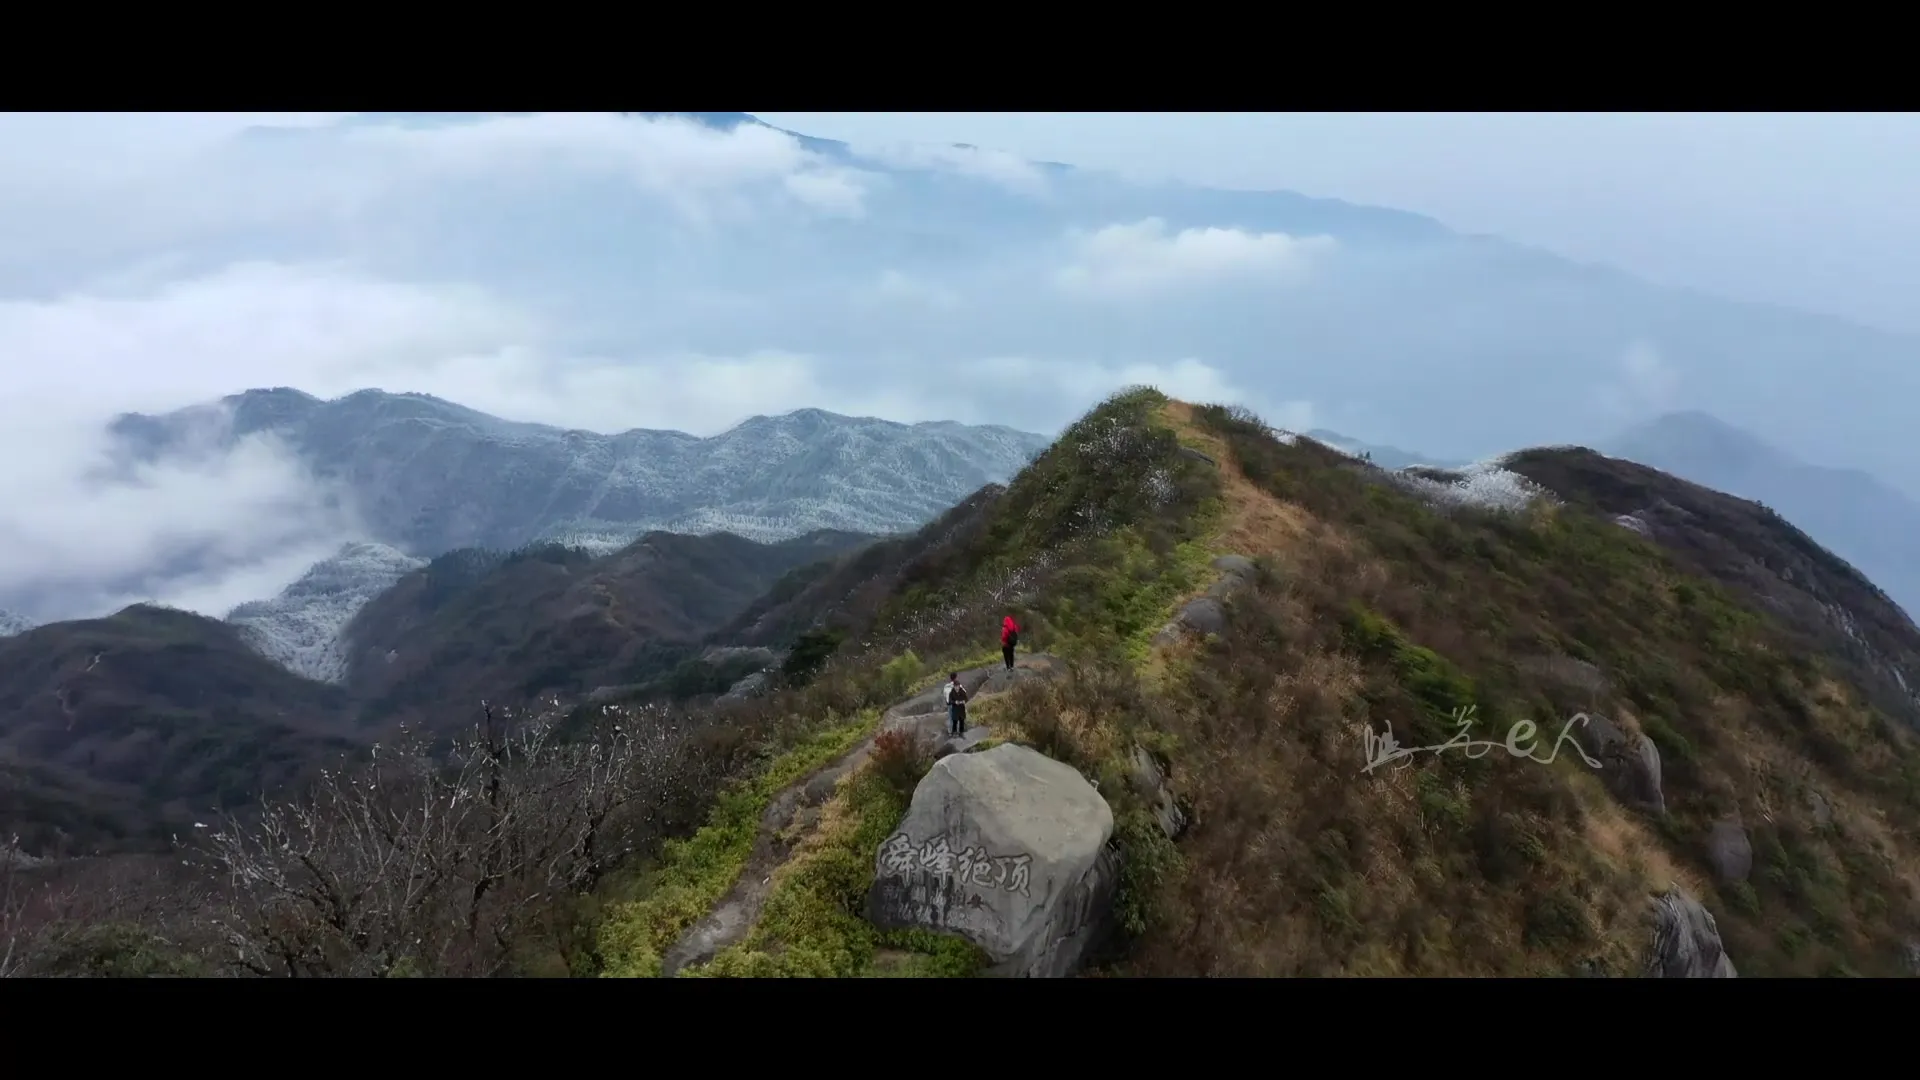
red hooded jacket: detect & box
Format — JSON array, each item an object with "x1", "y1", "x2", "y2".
[{"x1": 1001, "y1": 616, "x2": 1019, "y2": 645}]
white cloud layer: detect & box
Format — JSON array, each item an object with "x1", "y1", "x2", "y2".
[
  {"x1": 13, "y1": 111, "x2": 1907, "y2": 625},
  {"x1": 850, "y1": 138, "x2": 1052, "y2": 196},
  {"x1": 1056, "y1": 218, "x2": 1337, "y2": 298}
]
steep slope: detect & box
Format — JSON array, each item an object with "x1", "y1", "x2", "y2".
[
  {"x1": 714, "y1": 486, "x2": 1006, "y2": 650},
  {"x1": 110, "y1": 389, "x2": 1050, "y2": 554},
  {"x1": 341, "y1": 529, "x2": 877, "y2": 729},
  {"x1": 224, "y1": 542, "x2": 427, "y2": 683},
  {"x1": 1607, "y1": 411, "x2": 1920, "y2": 622},
  {"x1": 0, "y1": 605, "x2": 358, "y2": 857},
  {"x1": 594, "y1": 389, "x2": 1920, "y2": 979}
]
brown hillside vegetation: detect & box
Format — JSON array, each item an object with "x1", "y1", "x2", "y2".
[
  {"x1": 0, "y1": 530, "x2": 873, "y2": 861},
  {"x1": 1090, "y1": 402, "x2": 1920, "y2": 976},
  {"x1": 596, "y1": 390, "x2": 1920, "y2": 978},
  {"x1": 9, "y1": 387, "x2": 1920, "y2": 977},
  {"x1": 344, "y1": 529, "x2": 874, "y2": 728},
  {"x1": 0, "y1": 606, "x2": 357, "y2": 856}
]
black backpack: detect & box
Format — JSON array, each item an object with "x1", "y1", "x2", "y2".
[
  {"x1": 1006, "y1": 628, "x2": 1019, "y2": 649},
  {"x1": 950, "y1": 682, "x2": 969, "y2": 705}
]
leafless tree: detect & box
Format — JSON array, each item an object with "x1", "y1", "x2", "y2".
[
  {"x1": 2, "y1": 837, "x2": 215, "y2": 977},
  {"x1": 191, "y1": 701, "x2": 712, "y2": 977}
]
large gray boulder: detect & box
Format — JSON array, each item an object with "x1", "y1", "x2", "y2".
[
  {"x1": 1645, "y1": 885, "x2": 1738, "y2": 978},
  {"x1": 1706, "y1": 820, "x2": 1753, "y2": 884},
  {"x1": 867, "y1": 744, "x2": 1118, "y2": 978},
  {"x1": 1571, "y1": 714, "x2": 1666, "y2": 815},
  {"x1": 1153, "y1": 556, "x2": 1259, "y2": 644}
]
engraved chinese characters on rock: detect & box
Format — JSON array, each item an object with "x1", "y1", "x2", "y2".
[
  {"x1": 879, "y1": 832, "x2": 918, "y2": 876},
  {"x1": 919, "y1": 836, "x2": 957, "y2": 877},
  {"x1": 880, "y1": 831, "x2": 1033, "y2": 898}
]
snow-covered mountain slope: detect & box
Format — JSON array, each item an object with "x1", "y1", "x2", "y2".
[
  {"x1": 112, "y1": 390, "x2": 1052, "y2": 554},
  {"x1": 224, "y1": 542, "x2": 426, "y2": 683},
  {"x1": 0, "y1": 608, "x2": 34, "y2": 637}
]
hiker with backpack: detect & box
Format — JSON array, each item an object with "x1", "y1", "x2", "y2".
[
  {"x1": 944, "y1": 672, "x2": 970, "y2": 736},
  {"x1": 1001, "y1": 615, "x2": 1020, "y2": 671}
]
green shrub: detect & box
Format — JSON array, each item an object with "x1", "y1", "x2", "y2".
[{"x1": 782, "y1": 627, "x2": 847, "y2": 687}]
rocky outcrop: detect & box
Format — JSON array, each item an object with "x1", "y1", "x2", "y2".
[
  {"x1": 1571, "y1": 714, "x2": 1666, "y2": 815},
  {"x1": 1706, "y1": 819, "x2": 1753, "y2": 883},
  {"x1": 933, "y1": 727, "x2": 993, "y2": 760},
  {"x1": 1128, "y1": 744, "x2": 1187, "y2": 839},
  {"x1": 1645, "y1": 885, "x2": 1739, "y2": 977},
  {"x1": 867, "y1": 743, "x2": 1118, "y2": 978},
  {"x1": 1806, "y1": 789, "x2": 1833, "y2": 827},
  {"x1": 1152, "y1": 555, "x2": 1259, "y2": 645}
]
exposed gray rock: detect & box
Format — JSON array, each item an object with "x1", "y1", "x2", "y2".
[
  {"x1": 1211, "y1": 554, "x2": 1255, "y2": 577},
  {"x1": 1904, "y1": 939, "x2": 1920, "y2": 975},
  {"x1": 886, "y1": 661, "x2": 1047, "y2": 725},
  {"x1": 1177, "y1": 446, "x2": 1216, "y2": 466},
  {"x1": 868, "y1": 744, "x2": 1117, "y2": 978},
  {"x1": 1706, "y1": 819, "x2": 1753, "y2": 884},
  {"x1": 1571, "y1": 714, "x2": 1666, "y2": 815},
  {"x1": 975, "y1": 665, "x2": 1045, "y2": 697},
  {"x1": 1806, "y1": 789, "x2": 1833, "y2": 827},
  {"x1": 1128, "y1": 744, "x2": 1188, "y2": 839},
  {"x1": 934, "y1": 726, "x2": 993, "y2": 760},
  {"x1": 1205, "y1": 557, "x2": 1259, "y2": 600},
  {"x1": 1646, "y1": 885, "x2": 1738, "y2": 978},
  {"x1": 1174, "y1": 597, "x2": 1226, "y2": 635}
]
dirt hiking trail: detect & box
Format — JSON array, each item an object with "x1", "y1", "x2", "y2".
[{"x1": 658, "y1": 653, "x2": 1062, "y2": 976}]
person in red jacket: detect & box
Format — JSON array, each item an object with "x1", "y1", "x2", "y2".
[{"x1": 1000, "y1": 615, "x2": 1020, "y2": 671}]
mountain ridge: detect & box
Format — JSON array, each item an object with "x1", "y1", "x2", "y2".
[
  {"x1": 11, "y1": 390, "x2": 1920, "y2": 980},
  {"x1": 109, "y1": 389, "x2": 1050, "y2": 558},
  {"x1": 1607, "y1": 410, "x2": 1920, "y2": 622}
]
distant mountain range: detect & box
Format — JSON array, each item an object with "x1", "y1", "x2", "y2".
[
  {"x1": 76, "y1": 390, "x2": 1051, "y2": 678},
  {"x1": 1605, "y1": 411, "x2": 1920, "y2": 623},
  {"x1": 112, "y1": 389, "x2": 1050, "y2": 553}
]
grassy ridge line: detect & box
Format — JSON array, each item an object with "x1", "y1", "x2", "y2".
[
  {"x1": 617, "y1": 389, "x2": 1229, "y2": 978},
  {"x1": 684, "y1": 763, "x2": 988, "y2": 978},
  {"x1": 595, "y1": 712, "x2": 879, "y2": 978}
]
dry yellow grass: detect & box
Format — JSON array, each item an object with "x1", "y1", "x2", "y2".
[{"x1": 1162, "y1": 400, "x2": 1315, "y2": 562}]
